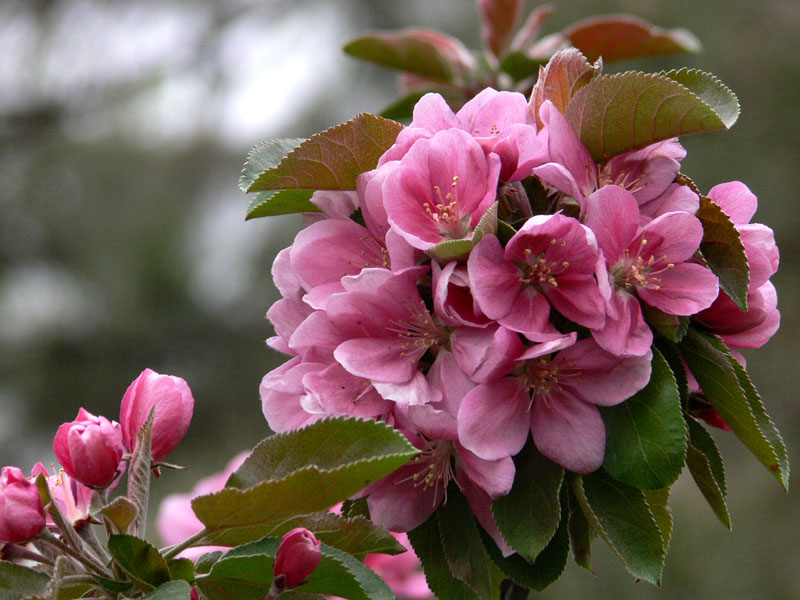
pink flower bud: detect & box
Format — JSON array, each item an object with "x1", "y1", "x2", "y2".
[
  {"x1": 120, "y1": 368, "x2": 194, "y2": 462},
  {"x1": 274, "y1": 527, "x2": 322, "y2": 588},
  {"x1": 0, "y1": 466, "x2": 45, "y2": 543},
  {"x1": 53, "y1": 408, "x2": 126, "y2": 488}
]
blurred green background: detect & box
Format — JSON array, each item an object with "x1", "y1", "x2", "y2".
[{"x1": 1, "y1": 0, "x2": 797, "y2": 597}]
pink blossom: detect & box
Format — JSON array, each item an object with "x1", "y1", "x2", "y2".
[
  {"x1": 120, "y1": 369, "x2": 194, "y2": 462},
  {"x1": 458, "y1": 336, "x2": 652, "y2": 473},
  {"x1": 327, "y1": 267, "x2": 447, "y2": 397},
  {"x1": 386, "y1": 89, "x2": 546, "y2": 182},
  {"x1": 365, "y1": 352, "x2": 514, "y2": 532},
  {"x1": 532, "y1": 101, "x2": 691, "y2": 217},
  {"x1": 696, "y1": 281, "x2": 779, "y2": 349},
  {"x1": 467, "y1": 213, "x2": 606, "y2": 338},
  {"x1": 157, "y1": 452, "x2": 248, "y2": 560},
  {"x1": 31, "y1": 463, "x2": 93, "y2": 527},
  {"x1": 0, "y1": 466, "x2": 45, "y2": 543},
  {"x1": 53, "y1": 408, "x2": 125, "y2": 488},
  {"x1": 260, "y1": 357, "x2": 325, "y2": 432},
  {"x1": 382, "y1": 129, "x2": 501, "y2": 250},
  {"x1": 585, "y1": 186, "x2": 718, "y2": 356},
  {"x1": 432, "y1": 261, "x2": 490, "y2": 328}
]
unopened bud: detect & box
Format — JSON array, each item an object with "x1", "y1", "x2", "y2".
[
  {"x1": 273, "y1": 527, "x2": 322, "y2": 589},
  {"x1": 53, "y1": 408, "x2": 125, "y2": 488},
  {"x1": 0, "y1": 467, "x2": 45, "y2": 543}
]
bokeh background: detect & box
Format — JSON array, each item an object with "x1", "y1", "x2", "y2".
[{"x1": 1, "y1": 0, "x2": 797, "y2": 597}]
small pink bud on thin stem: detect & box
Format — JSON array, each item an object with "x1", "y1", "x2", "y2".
[
  {"x1": 273, "y1": 527, "x2": 322, "y2": 590},
  {"x1": 0, "y1": 466, "x2": 46, "y2": 543}
]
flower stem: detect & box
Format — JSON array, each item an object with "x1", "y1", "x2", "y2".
[
  {"x1": 38, "y1": 529, "x2": 109, "y2": 577},
  {"x1": 160, "y1": 527, "x2": 210, "y2": 560}
]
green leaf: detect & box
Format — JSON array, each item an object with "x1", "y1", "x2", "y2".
[
  {"x1": 196, "y1": 553, "x2": 273, "y2": 600},
  {"x1": 492, "y1": 442, "x2": 563, "y2": 562},
  {"x1": 194, "y1": 417, "x2": 417, "y2": 545},
  {"x1": 245, "y1": 190, "x2": 318, "y2": 220},
  {"x1": 343, "y1": 29, "x2": 468, "y2": 83},
  {"x1": 679, "y1": 330, "x2": 789, "y2": 489},
  {"x1": 99, "y1": 496, "x2": 139, "y2": 534},
  {"x1": 127, "y1": 406, "x2": 155, "y2": 537},
  {"x1": 685, "y1": 418, "x2": 731, "y2": 529},
  {"x1": 167, "y1": 558, "x2": 195, "y2": 584},
  {"x1": 144, "y1": 581, "x2": 192, "y2": 600},
  {"x1": 562, "y1": 15, "x2": 701, "y2": 63},
  {"x1": 641, "y1": 304, "x2": 689, "y2": 343},
  {"x1": 91, "y1": 576, "x2": 135, "y2": 595},
  {"x1": 259, "y1": 511, "x2": 405, "y2": 558},
  {"x1": 107, "y1": 534, "x2": 171, "y2": 591},
  {"x1": 662, "y1": 69, "x2": 741, "y2": 129},
  {"x1": 480, "y1": 491, "x2": 570, "y2": 592},
  {"x1": 194, "y1": 552, "x2": 225, "y2": 576},
  {"x1": 408, "y1": 515, "x2": 480, "y2": 600},
  {"x1": 570, "y1": 470, "x2": 665, "y2": 585},
  {"x1": 340, "y1": 497, "x2": 370, "y2": 520},
  {"x1": 239, "y1": 138, "x2": 304, "y2": 192},
  {"x1": 246, "y1": 114, "x2": 403, "y2": 192},
  {"x1": 695, "y1": 195, "x2": 750, "y2": 310},
  {"x1": 602, "y1": 349, "x2": 687, "y2": 490},
  {"x1": 643, "y1": 487, "x2": 673, "y2": 555},
  {"x1": 0, "y1": 561, "x2": 50, "y2": 600},
  {"x1": 203, "y1": 538, "x2": 392, "y2": 600},
  {"x1": 437, "y1": 489, "x2": 494, "y2": 599},
  {"x1": 565, "y1": 70, "x2": 739, "y2": 162},
  {"x1": 427, "y1": 239, "x2": 474, "y2": 262},
  {"x1": 567, "y1": 491, "x2": 595, "y2": 572},
  {"x1": 530, "y1": 48, "x2": 597, "y2": 128}
]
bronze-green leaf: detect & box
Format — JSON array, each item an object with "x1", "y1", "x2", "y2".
[
  {"x1": 247, "y1": 114, "x2": 404, "y2": 192},
  {"x1": 565, "y1": 70, "x2": 739, "y2": 161}
]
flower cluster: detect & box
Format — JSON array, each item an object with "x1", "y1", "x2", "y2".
[{"x1": 260, "y1": 88, "x2": 779, "y2": 537}]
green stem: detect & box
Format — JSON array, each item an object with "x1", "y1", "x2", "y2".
[
  {"x1": 60, "y1": 575, "x2": 98, "y2": 586},
  {"x1": 38, "y1": 529, "x2": 109, "y2": 578},
  {"x1": 161, "y1": 527, "x2": 210, "y2": 560}
]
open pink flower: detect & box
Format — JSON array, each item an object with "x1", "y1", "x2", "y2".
[
  {"x1": 31, "y1": 463, "x2": 93, "y2": 527},
  {"x1": 382, "y1": 129, "x2": 501, "y2": 250},
  {"x1": 468, "y1": 213, "x2": 606, "y2": 338},
  {"x1": 458, "y1": 335, "x2": 651, "y2": 473},
  {"x1": 585, "y1": 186, "x2": 718, "y2": 356},
  {"x1": 532, "y1": 101, "x2": 691, "y2": 217}
]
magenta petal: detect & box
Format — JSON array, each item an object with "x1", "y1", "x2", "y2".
[
  {"x1": 373, "y1": 372, "x2": 439, "y2": 406},
  {"x1": 468, "y1": 235, "x2": 521, "y2": 320},
  {"x1": 411, "y1": 93, "x2": 460, "y2": 132},
  {"x1": 584, "y1": 186, "x2": 639, "y2": 264},
  {"x1": 458, "y1": 473, "x2": 514, "y2": 557},
  {"x1": 531, "y1": 391, "x2": 606, "y2": 474},
  {"x1": 451, "y1": 324, "x2": 523, "y2": 383},
  {"x1": 458, "y1": 378, "x2": 530, "y2": 460},
  {"x1": 592, "y1": 291, "x2": 652, "y2": 357},
  {"x1": 639, "y1": 211, "x2": 704, "y2": 264},
  {"x1": 302, "y1": 364, "x2": 391, "y2": 418},
  {"x1": 538, "y1": 101, "x2": 597, "y2": 198},
  {"x1": 638, "y1": 263, "x2": 719, "y2": 315},
  {"x1": 456, "y1": 444, "x2": 515, "y2": 498},
  {"x1": 498, "y1": 288, "x2": 552, "y2": 335},
  {"x1": 366, "y1": 464, "x2": 439, "y2": 531},
  {"x1": 545, "y1": 272, "x2": 606, "y2": 329}
]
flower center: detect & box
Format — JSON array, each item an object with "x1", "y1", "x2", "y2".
[
  {"x1": 424, "y1": 175, "x2": 469, "y2": 238},
  {"x1": 611, "y1": 242, "x2": 673, "y2": 291},
  {"x1": 517, "y1": 243, "x2": 569, "y2": 290},
  {"x1": 597, "y1": 165, "x2": 648, "y2": 195},
  {"x1": 358, "y1": 234, "x2": 391, "y2": 269},
  {"x1": 401, "y1": 439, "x2": 457, "y2": 507},
  {"x1": 524, "y1": 358, "x2": 582, "y2": 409},
  {"x1": 383, "y1": 298, "x2": 448, "y2": 361}
]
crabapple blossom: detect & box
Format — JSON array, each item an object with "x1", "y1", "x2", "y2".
[
  {"x1": 120, "y1": 368, "x2": 194, "y2": 462},
  {"x1": 53, "y1": 408, "x2": 125, "y2": 488},
  {"x1": 0, "y1": 466, "x2": 45, "y2": 543},
  {"x1": 273, "y1": 527, "x2": 322, "y2": 588}
]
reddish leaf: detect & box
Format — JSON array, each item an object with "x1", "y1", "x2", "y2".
[
  {"x1": 343, "y1": 28, "x2": 474, "y2": 83},
  {"x1": 565, "y1": 70, "x2": 739, "y2": 161},
  {"x1": 530, "y1": 48, "x2": 598, "y2": 127},
  {"x1": 477, "y1": 0, "x2": 524, "y2": 59},
  {"x1": 563, "y1": 15, "x2": 701, "y2": 63},
  {"x1": 247, "y1": 114, "x2": 404, "y2": 192}
]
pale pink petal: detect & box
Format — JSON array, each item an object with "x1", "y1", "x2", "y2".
[
  {"x1": 545, "y1": 272, "x2": 606, "y2": 329},
  {"x1": 366, "y1": 463, "x2": 439, "y2": 532},
  {"x1": 537, "y1": 101, "x2": 596, "y2": 199},
  {"x1": 373, "y1": 372, "x2": 439, "y2": 406},
  {"x1": 410, "y1": 93, "x2": 460, "y2": 132},
  {"x1": 458, "y1": 473, "x2": 514, "y2": 557},
  {"x1": 639, "y1": 211, "x2": 704, "y2": 264},
  {"x1": 302, "y1": 364, "x2": 392, "y2": 418},
  {"x1": 468, "y1": 235, "x2": 523, "y2": 320},
  {"x1": 638, "y1": 183, "x2": 699, "y2": 222},
  {"x1": 708, "y1": 181, "x2": 757, "y2": 224},
  {"x1": 451, "y1": 324, "x2": 522, "y2": 383},
  {"x1": 334, "y1": 338, "x2": 417, "y2": 383},
  {"x1": 456, "y1": 444, "x2": 515, "y2": 498}
]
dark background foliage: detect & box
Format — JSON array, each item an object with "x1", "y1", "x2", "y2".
[{"x1": 1, "y1": 1, "x2": 797, "y2": 597}]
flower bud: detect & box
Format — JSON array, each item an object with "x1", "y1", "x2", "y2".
[
  {"x1": 120, "y1": 368, "x2": 194, "y2": 462},
  {"x1": 274, "y1": 527, "x2": 322, "y2": 588},
  {"x1": 53, "y1": 408, "x2": 126, "y2": 488},
  {"x1": 0, "y1": 466, "x2": 45, "y2": 543}
]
